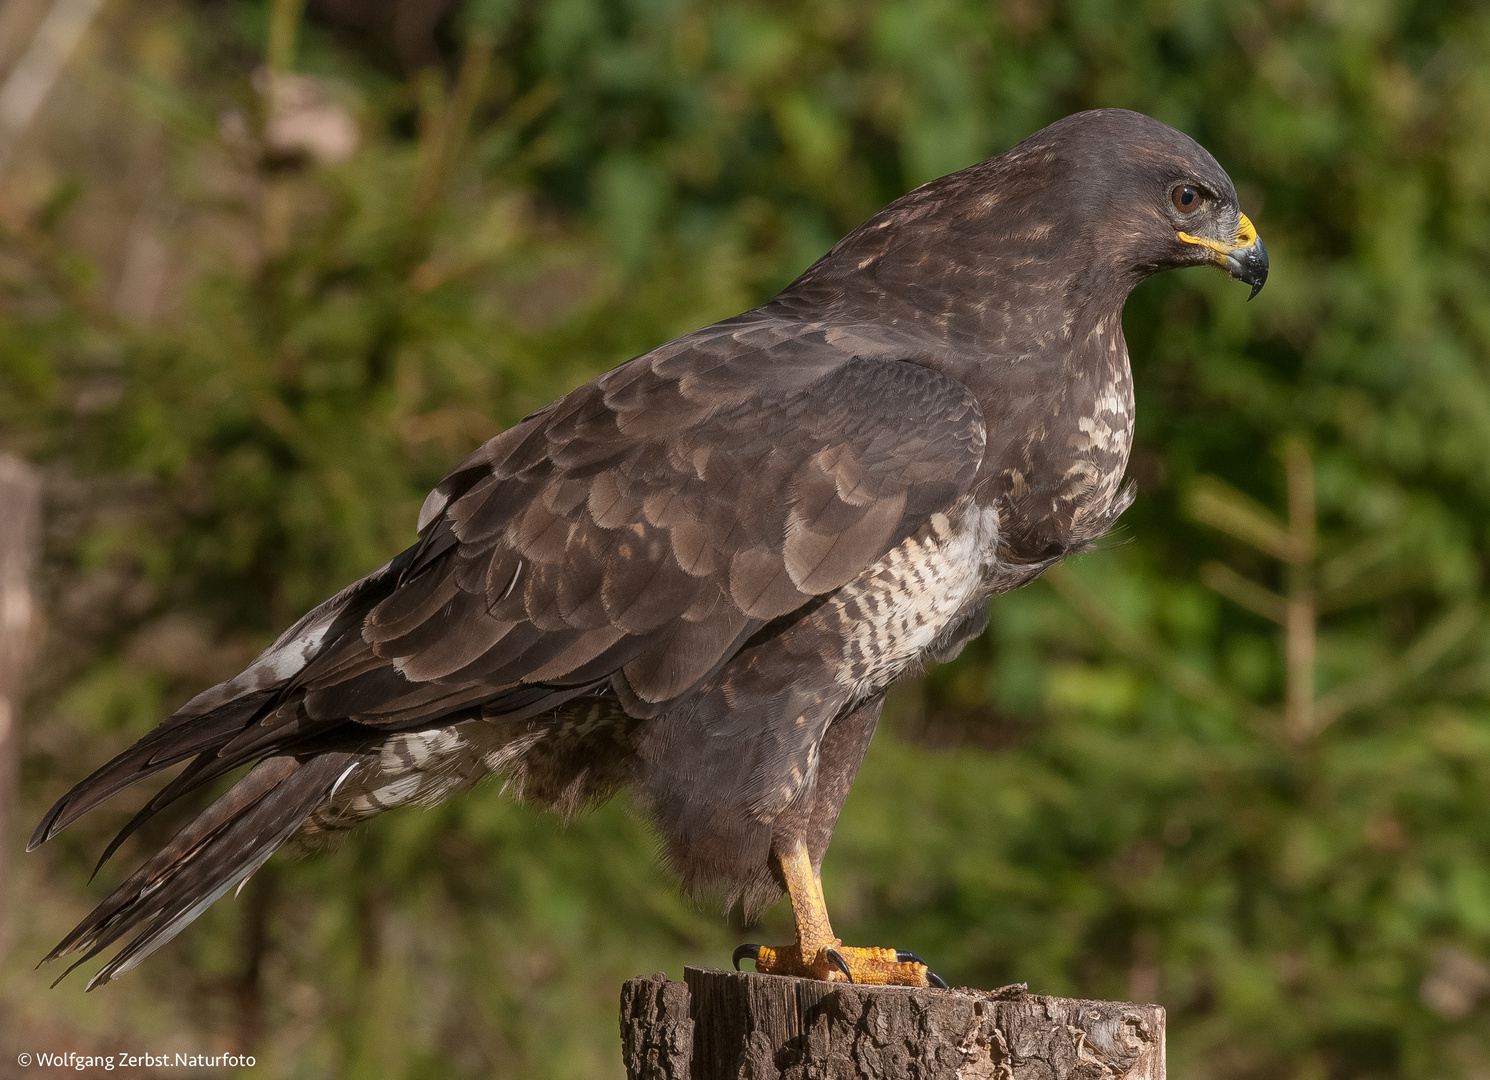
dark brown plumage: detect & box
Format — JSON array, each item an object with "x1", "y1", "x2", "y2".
[{"x1": 31, "y1": 108, "x2": 1266, "y2": 988}]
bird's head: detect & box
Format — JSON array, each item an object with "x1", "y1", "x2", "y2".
[
  {"x1": 1020, "y1": 109, "x2": 1269, "y2": 300},
  {"x1": 782, "y1": 109, "x2": 1267, "y2": 334}
]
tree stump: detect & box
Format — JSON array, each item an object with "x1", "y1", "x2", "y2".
[{"x1": 620, "y1": 967, "x2": 1165, "y2": 1080}]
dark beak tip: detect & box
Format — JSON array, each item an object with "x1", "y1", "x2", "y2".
[{"x1": 1236, "y1": 238, "x2": 1268, "y2": 301}]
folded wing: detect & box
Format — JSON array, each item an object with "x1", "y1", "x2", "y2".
[{"x1": 30, "y1": 308, "x2": 986, "y2": 983}]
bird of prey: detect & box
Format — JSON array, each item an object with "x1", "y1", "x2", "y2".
[{"x1": 31, "y1": 108, "x2": 1266, "y2": 990}]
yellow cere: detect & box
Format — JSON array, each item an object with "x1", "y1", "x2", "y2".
[{"x1": 1178, "y1": 212, "x2": 1259, "y2": 261}]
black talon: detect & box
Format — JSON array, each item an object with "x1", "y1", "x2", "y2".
[
  {"x1": 733, "y1": 944, "x2": 762, "y2": 971},
  {"x1": 826, "y1": 947, "x2": 854, "y2": 983},
  {"x1": 895, "y1": 950, "x2": 948, "y2": 989}
]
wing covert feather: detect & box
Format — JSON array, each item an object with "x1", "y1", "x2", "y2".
[{"x1": 247, "y1": 314, "x2": 987, "y2": 746}]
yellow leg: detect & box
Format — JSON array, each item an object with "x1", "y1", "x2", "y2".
[
  {"x1": 783, "y1": 839, "x2": 836, "y2": 957},
  {"x1": 733, "y1": 840, "x2": 945, "y2": 988}
]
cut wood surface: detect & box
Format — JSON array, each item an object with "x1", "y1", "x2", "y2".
[{"x1": 621, "y1": 966, "x2": 1165, "y2": 1080}]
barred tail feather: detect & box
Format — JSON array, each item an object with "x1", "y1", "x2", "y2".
[
  {"x1": 29, "y1": 547, "x2": 418, "y2": 855},
  {"x1": 27, "y1": 695, "x2": 276, "y2": 852},
  {"x1": 43, "y1": 752, "x2": 360, "y2": 990}
]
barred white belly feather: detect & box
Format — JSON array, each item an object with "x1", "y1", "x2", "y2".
[{"x1": 827, "y1": 499, "x2": 1001, "y2": 700}]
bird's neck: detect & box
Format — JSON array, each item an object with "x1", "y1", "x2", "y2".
[
  {"x1": 775, "y1": 260, "x2": 1132, "y2": 362},
  {"x1": 775, "y1": 210, "x2": 1139, "y2": 360}
]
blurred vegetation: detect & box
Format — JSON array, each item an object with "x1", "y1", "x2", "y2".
[{"x1": 3, "y1": 0, "x2": 1490, "y2": 1077}]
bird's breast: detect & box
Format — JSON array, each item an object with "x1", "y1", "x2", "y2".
[
  {"x1": 1059, "y1": 354, "x2": 1136, "y2": 534},
  {"x1": 979, "y1": 326, "x2": 1136, "y2": 563}
]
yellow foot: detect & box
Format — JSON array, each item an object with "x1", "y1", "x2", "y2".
[{"x1": 733, "y1": 942, "x2": 947, "y2": 988}]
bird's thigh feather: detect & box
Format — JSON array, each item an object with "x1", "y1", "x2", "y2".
[{"x1": 800, "y1": 693, "x2": 885, "y2": 873}]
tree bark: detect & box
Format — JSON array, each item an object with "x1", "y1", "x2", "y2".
[
  {"x1": 621, "y1": 967, "x2": 1165, "y2": 1080},
  {"x1": 621, "y1": 971, "x2": 696, "y2": 1080},
  {"x1": 0, "y1": 454, "x2": 42, "y2": 965}
]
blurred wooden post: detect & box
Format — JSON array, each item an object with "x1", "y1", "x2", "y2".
[
  {"x1": 0, "y1": 455, "x2": 41, "y2": 964},
  {"x1": 621, "y1": 967, "x2": 1165, "y2": 1080}
]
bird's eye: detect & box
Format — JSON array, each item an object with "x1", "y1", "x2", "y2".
[{"x1": 1172, "y1": 184, "x2": 1202, "y2": 214}]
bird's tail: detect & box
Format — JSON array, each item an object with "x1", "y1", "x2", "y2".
[{"x1": 39, "y1": 750, "x2": 359, "y2": 990}]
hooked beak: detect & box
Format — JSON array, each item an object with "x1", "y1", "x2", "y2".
[{"x1": 1179, "y1": 212, "x2": 1269, "y2": 300}]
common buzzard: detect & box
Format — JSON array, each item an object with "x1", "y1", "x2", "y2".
[{"x1": 32, "y1": 108, "x2": 1266, "y2": 989}]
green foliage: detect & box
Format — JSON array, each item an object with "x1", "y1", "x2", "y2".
[{"x1": 4, "y1": 0, "x2": 1490, "y2": 1077}]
